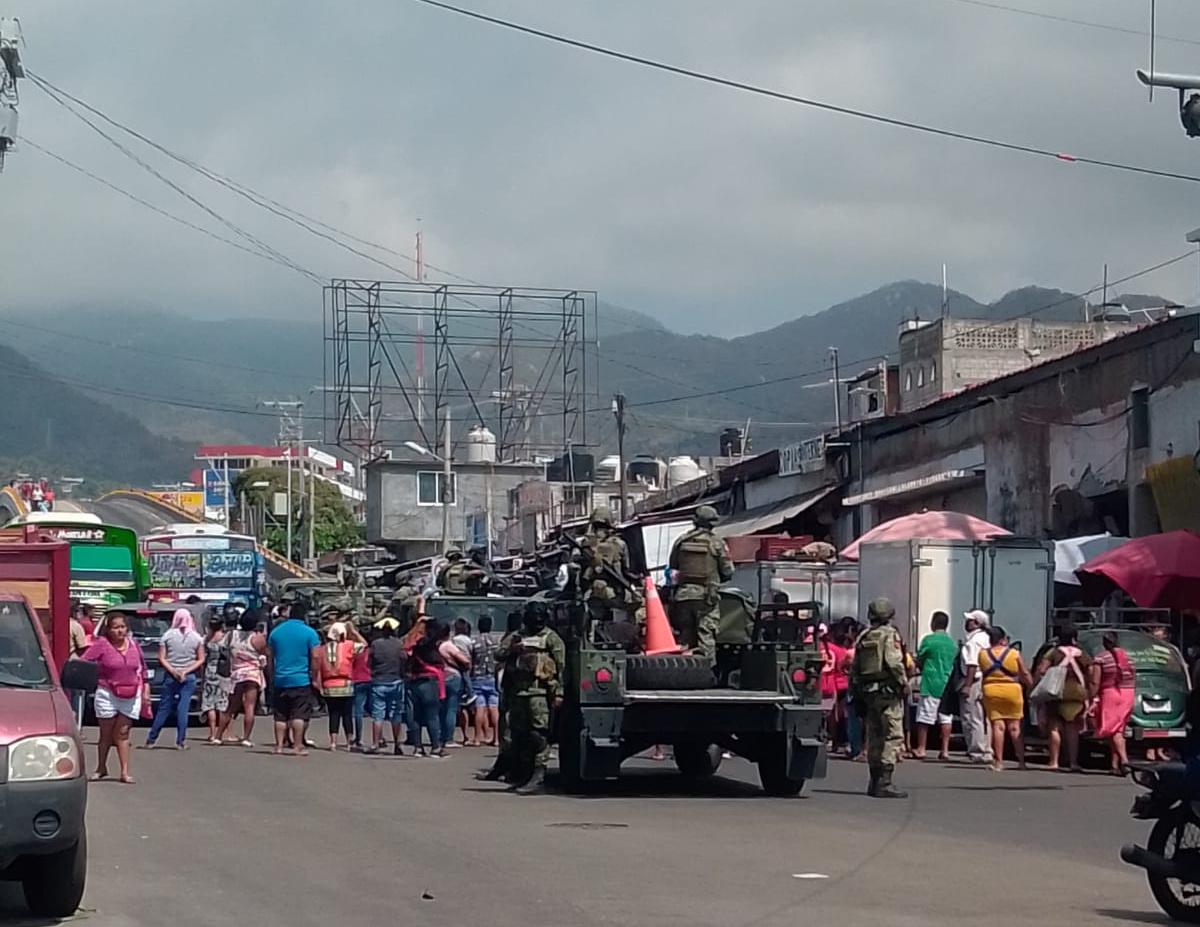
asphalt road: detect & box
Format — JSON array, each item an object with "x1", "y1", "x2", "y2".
[{"x1": 0, "y1": 737, "x2": 1170, "y2": 927}]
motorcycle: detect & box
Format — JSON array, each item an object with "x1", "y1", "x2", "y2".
[{"x1": 1121, "y1": 762, "x2": 1200, "y2": 922}]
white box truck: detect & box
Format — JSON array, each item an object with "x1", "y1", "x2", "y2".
[
  {"x1": 746, "y1": 560, "x2": 860, "y2": 623},
  {"x1": 856, "y1": 538, "x2": 1054, "y2": 654}
]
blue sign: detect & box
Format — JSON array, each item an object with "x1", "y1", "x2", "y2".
[{"x1": 204, "y1": 469, "x2": 233, "y2": 508}]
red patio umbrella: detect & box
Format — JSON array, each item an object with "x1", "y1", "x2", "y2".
[
  {"x1": 841, "y1": 510, "x2": 1010, "y2": 561},
  {"x1": 1075, "y1": 530, "x2": 1200, "y2": 609}
]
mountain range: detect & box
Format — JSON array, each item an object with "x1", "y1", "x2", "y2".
[{"x1": 0, "y1": 281, "x2": 1175, "y2": 484}]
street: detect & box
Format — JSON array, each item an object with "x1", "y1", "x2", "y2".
[{"x1": 0, "y1": 734, "x2": 1168, "y2": 927}]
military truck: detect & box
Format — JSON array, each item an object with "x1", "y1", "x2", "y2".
[{"x1": 549, "y1": 593, "x2": 828, "y2": 796}]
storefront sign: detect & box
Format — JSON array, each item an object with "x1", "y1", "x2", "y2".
[{"x1": 778, "y1": 437, "x2": 826, "y2": 477}]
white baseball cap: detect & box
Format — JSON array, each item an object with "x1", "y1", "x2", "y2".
[{"x1": 964, "y1": 609, "x2": 991, "y2": 628}]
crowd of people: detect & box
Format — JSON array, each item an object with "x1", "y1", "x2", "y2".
[
  {"x1": 813, "y1": 606, "x2": 1140, "y2": 775},
  {"x1": 70, "y1": 598, "x2": 513, "y2": 783}
]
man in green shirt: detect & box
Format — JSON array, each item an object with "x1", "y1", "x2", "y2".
[{"x1": 913, "y1": 611, "x2": 958, "y2": 760}]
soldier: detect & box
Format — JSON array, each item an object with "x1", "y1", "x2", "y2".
[
  {"x1": 493, "y1": 601, "x2": 565, "y2": 795},
  {"x1": 436, "y1": 549, "x2": 469, "y2": 595},
  {"x1": 464, "y1": 547, "x2": 495, "y2": 596},
  {"x1": 849, "y1": 597, "x2": 909, "y2": 799},
  {"x1": 578, "y1": 506, "x2": 634, "y2": 625},
  {"x1": 476, "y1": 609, "x2": 523, "y2": 783},
  {"x1": 667, "y1": 505, "x2": 734, "y2": 657}
]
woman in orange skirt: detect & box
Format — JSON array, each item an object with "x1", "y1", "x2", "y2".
[{"x1": 978, "y1": 625, "x2": 1033, "y2": 771}]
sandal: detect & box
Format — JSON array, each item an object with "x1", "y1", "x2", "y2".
[
  {"x1": 88, "y1": 771, "x2": 109, "y2": 782},
  {"x1": 119, "y1": 775, "x2": 136, "y2": 784}
]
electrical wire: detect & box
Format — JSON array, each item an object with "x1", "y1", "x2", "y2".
[
  {"x1": 933, "y1": 0, "x2": 1200, "y2": 47},
  {"x1": 406, "y1": 0, "x2": 1200, "y2": 185}
]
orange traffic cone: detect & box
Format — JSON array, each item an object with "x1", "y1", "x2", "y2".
[{"x1": 642, "y1": 576, "x2": 682, "y2": 655}]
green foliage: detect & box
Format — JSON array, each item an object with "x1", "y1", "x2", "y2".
[{"x1": 233, "y1": 466, "x2": 362, "y2": 560}]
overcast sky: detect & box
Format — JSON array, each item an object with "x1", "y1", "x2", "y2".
[{"x1": 5, "y1": 0, "x2": 1200, "y2": 336}]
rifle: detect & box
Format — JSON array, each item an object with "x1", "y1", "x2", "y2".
[{"x1": 557, "y1": 531, "x2": 642, "y2": 600}]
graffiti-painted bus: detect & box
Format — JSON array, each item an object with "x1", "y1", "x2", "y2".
[{"x1": 141, "y1": 524, "x2": 264, "y2": 607}]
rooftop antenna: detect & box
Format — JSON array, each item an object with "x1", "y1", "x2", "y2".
[
  {"x1": 941, "y1": 263, "x2": 949, "y2": 319},
  {"x1": 415, "y1": 222, "x2": 425, "y2": 438}
]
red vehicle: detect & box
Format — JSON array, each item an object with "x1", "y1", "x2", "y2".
[{"x1": 0, "y1": 525, "x2": 96, "y2": 917}]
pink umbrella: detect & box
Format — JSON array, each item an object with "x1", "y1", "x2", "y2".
[
  {"x1": 1076, "y1": 530, "x2": 1200, "y2": 609},
  {"x1": 841, "y1": 510, "x2": 1011, "y2": 560}
]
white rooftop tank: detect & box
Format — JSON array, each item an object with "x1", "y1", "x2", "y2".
[
  {"x1": 465, "y1": 426, "x2": 497, "y2": 463},
  {"x1": 668, "y1": 456, "x2": 702, "y2": 487},
  {"x1": 595, "y1": 455, "x2": 621, "y2": 482}
]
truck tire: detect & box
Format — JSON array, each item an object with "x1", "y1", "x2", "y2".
[
  {"x1": 758, "y1": 738, "x2": 804, "y2": 797},
  {"x1": 625, "y1": 655, "x2": 716, "y2": 690},
  {"x1": 674, "y1": 743, "x2": 723, "y2": 777},
  {"x1": 22, "y1": 830, "x2": 86, "y2": 918}
]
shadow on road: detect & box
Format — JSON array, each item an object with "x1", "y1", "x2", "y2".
[{"x1": 1094, "y1": 908, "x2": 1170, "y2": 924}]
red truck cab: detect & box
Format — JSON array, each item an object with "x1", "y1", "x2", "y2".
[{"x1": 0, "y1": 526, "x2": 96, "y2": 917}]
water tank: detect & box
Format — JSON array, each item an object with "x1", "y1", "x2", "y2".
[
  {"x1": 720, "y1": 428, "x2": 743, "y2": 456},
  {"x1": 465, "y1": 426, "x2": 497, "y2": 463},
  {"x1": 628, "y1": 454, "x2": 665, "y2": 488},
  {"x1": 595, "y1": 454, "x2": 621, "y2": 482},
  {"x1": 667, "y1": 455, "x2": 702, "y2": 487}
]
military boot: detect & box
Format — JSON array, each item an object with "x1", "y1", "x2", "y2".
[
  {"x1": 514, "y1": 767, "x2": 547, "y2": 795},
  {"x1": 475, "y1": 763, "x2": 507, "y2": 782},
  {"x1": 866, "y1": 765, "x2": 881, "y2": 797},
  {"x1": 875, "y1": 764, "x2": 908, "y2": 799}
]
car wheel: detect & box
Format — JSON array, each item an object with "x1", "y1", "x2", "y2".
[{"x1": 22, "y1": 829, "x2": 87, "y2": 918}]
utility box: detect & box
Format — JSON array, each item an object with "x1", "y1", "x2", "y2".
[{"x1": 856, "y1": 537, "x2": 1054, "y2": 653}]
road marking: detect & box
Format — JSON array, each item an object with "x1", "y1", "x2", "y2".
[{"x1": 792, "y1": 872, "x2": 829, "y2": 880}]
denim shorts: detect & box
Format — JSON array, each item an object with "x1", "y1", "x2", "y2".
[
  {"x1": 369, "y1": 680, "x2": 405, "y2": 722},
  {"x1": 472, "y1": 676, "x2": 499, "y2": 708}
]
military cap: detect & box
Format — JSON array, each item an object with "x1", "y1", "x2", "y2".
[
  {"x1": 867, "y1": 597, "x2": 896, "y2": 621},
  {"x1": 693, "y1": 505, "x2": 719, "y2": 528},
  {"x1": 589, "y1": 505, "x2": 614, "y2": 526}
]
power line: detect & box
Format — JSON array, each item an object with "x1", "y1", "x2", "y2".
[
  {"x1": 27, "y1": 75, "x2": 325, "y2": 285},
  {"x1": 21, "y1": 138, "x2": 313, "y2": 279},
  {"x1": 934, "y1": 0, "x2": 1200, "y2": 46},
  {"x1": 407, "y1": 0, "x2": 1200, "y2": 186}
]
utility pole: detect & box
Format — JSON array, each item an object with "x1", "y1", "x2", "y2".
[
  {"x1": 440, "y1": 405, "x2": 452, "y2": 554},
  {"x1": 263, "y1": 400, "x2": 305, "y2": 562},
  {"x1": 612, "y1": 393, "x2": 627, "y2": 521},
  {"x1": 829, "y1": 347, "x2": 842, "y2": 434}
]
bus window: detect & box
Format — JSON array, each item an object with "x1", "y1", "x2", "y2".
[{"x1": 68, "y1": 545, "x2": 135, "y2": 586}]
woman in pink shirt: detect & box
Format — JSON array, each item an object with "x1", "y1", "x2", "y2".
[{"x1": 82, "y1": 613, "x2": 149, "y2": 784}]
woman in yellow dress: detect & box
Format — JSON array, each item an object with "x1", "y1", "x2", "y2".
[{"x1": 978, "y1": 625, "x2": 1033, "y2": 771}]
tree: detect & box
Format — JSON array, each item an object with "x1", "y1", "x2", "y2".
[{"x1": 233, "y1": 466, "x2": 362, "y2": 562}]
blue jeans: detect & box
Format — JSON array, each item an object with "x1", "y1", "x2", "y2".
[
  {"x1": 368, "y1": 680, "x2": 406, "y2": 723},
  {"x1": 147, "y1": 672, "x2": 197, "y2": 746},
  {"x1": 408, "y1": 675, "x2": 443, "y2": 750},
  {"x1": 440, "y1": 672, "x2": 464, "y2": 746},
  {"x1": 352, "y1": 680, "x2": 372, "y2": 744}
]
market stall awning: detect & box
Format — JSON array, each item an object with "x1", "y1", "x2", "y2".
[{"x1": 716, "y1": 485, "x2": 838, "y2": 538}]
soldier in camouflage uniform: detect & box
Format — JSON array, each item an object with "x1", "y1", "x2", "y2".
[
  {"x1": 667, "y1": 505, "x2": 734, "y2": 657},
  {"x1": 494, "y1": 601, "x2": 565, "y2": 795},
  {"x1": 436, "y1": 549, "x2": 469, "y2": 595},
  {"x1": 579, "y1": 506, "x2": 635, "y2": 627},
  {"x1": 849, "y1": 597, "x2": 909, "y2": 799}
]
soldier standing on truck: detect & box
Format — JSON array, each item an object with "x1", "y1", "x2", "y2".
[
  {"x1": 579, "y1": 506, "x2": 635, "y2": 624},
  {"x1": 436, "y1": 549, "x2": 470, "y2": 595},
  {"x1": 494, "y1": 601, "x2": 565, "y2": 795},
  {"x1": 849, "y1": 597, "x2": 909, "y2": 799},
  {"x1": 667, "y1": 505, "x2": 734, "y2": 657}
]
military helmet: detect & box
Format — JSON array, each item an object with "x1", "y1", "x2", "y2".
[
  {"x1": 445, "y1": 548, "x2": 463, "y2": 561},
  {"x1": 867, "y1": 597, "x2": 896, "y2": 623},
  {"x1": 589, "y1": 505, "x2": 614, "y2": 527},
  {"x1": 693, "y1": 505, "x2": 719, "y2": 528}
]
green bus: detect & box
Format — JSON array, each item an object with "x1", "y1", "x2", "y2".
[{"x1": 5, "y1": 512, "x2": 150, "y2": 606}]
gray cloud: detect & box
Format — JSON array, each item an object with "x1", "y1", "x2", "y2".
[{"x1": 4, "y1": 0, "x2": 1200, "y2": 336}]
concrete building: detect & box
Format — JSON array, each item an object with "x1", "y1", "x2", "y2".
[
  {"x1": 365, "y1": 456, "x2": 543, "y2": 560},
  {"x1": 839, "y1": 313, "x2": 1200, "y2": 544},
  {"x1": 897, "y1": 316, "x2": 1134, "y2": 412}
]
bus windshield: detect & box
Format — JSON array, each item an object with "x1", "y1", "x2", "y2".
[
  {"x1": 148, "y1": 550, "x2": 256, "y2": 591},
  {"x1": 69, "y1": 544, "x2": 135, "y2": 586}
]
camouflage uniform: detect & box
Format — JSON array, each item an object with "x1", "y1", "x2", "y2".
[
  {"x1": 849, "y1": 597, "x2": 909, "y2": 799},
  {"x1": 667, "y1": 506, "x2": 734, "y2": 657},
  {"x1": 494, "y1": 603, "x2": 565, "y2": 795},
  {"x1": 436, "y1": 549, "x2": 469, "y2": 595},
  {"x1": 579, "y1": 506, "x2": 634, "y2": 627}
]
